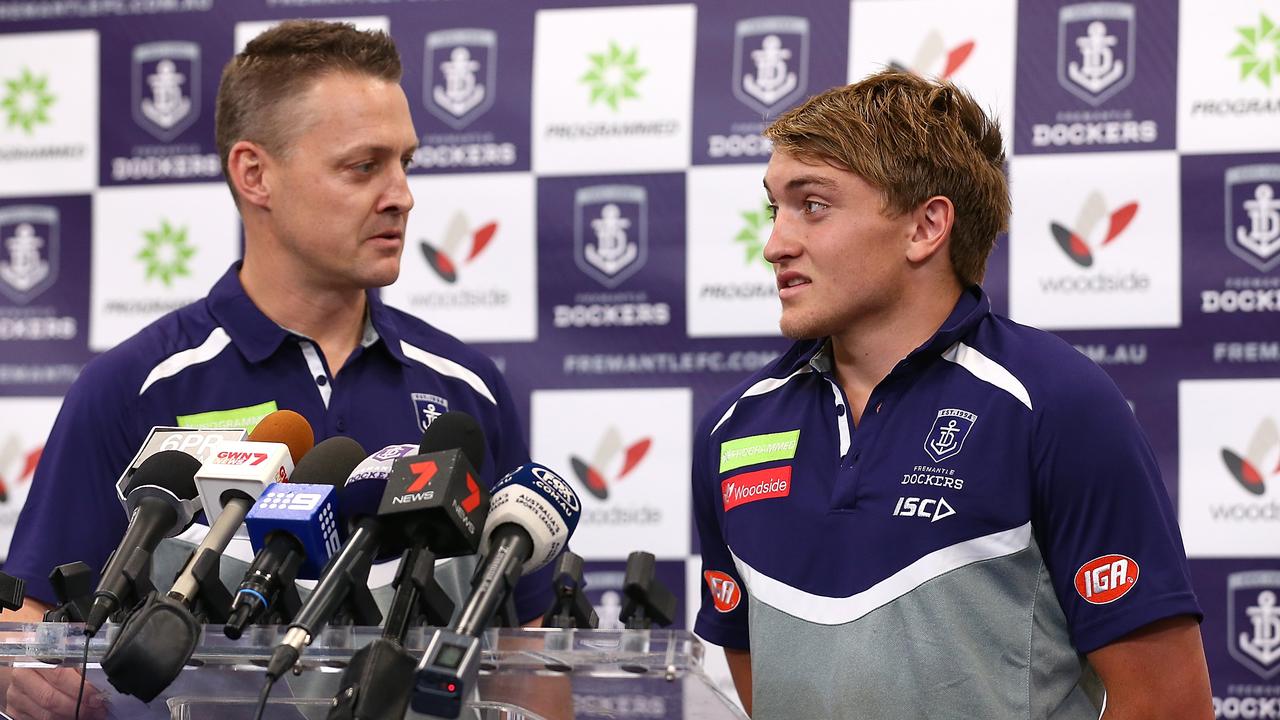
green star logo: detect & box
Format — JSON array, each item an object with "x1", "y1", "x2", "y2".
[
  {"x1": 138, "y1": 219, "x2": 196, "y2": 286},
  {"x1": 734, "y1": 199, "x2": 773, "y2": 268},
  {"x1": 1, "y1": 67, "x2": 56, "y2": 135},
  {"x1": 1229, "y1": 13, "x2": 1280, "y2": 88},
  {"x1": 581, "y1": 41, "x2": 647, "y2": 111}
]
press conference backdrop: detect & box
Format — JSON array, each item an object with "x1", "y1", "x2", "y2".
[{"x1": 0, "y1": 0, "x2": 1278, "y2": 714}]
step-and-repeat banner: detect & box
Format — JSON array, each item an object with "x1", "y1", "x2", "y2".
[{"x1": 1, "y1": 0, "x2": 1278, "y2": 715}]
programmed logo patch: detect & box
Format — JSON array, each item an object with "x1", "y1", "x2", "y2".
[
  {"x1": 131, "y1": 42, "x2": 199, "y2": 142},
  {"x1": 923, "y1": 408, "x2": 976, "y2": 463},
  {"x1": 574, "y1": 185, "x2": 647, "y2": 288},
  {"x1": 424, "y1": 29, "x2": 497, "y2": 130},
  {"x1": 1058, "y1": 3, "x2": 1135, "y2": 106},
  {"x1": 1225, "y1": 164, "x2": 1280, "y2": 273},
  {"x1": 1228, "y1": 570, "x2": 1280, "y2": 679},
  {"x1": 732, "y1": 16, "x2": 808, "y2": 116},
  {"x1": 0, "y1": 204, "x2": 57, "y2": 305}
]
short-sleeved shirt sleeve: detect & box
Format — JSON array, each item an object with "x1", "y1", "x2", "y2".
[
  {"x1": 692, "y1": 412, "x2": 751, "y2": 650},
  {"x1": 1030, "y1": 360, "x2": 1200, "y2": 654},
  {"x1": 5, "y1": 355, "x2": 145, "y2": 604}
]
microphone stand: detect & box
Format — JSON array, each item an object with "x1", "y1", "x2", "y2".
[{"x1": 328, "y1": 542, "x2": 454, "y2": 720}]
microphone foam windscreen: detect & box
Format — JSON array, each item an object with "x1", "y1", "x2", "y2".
[
  {"x1": 248, "y1": 409, "x2": 315, "y2": 465},
  {"x1": 417, "y1": 411, "x2": 485, "y2": 473},
  {"x1": 124, "y1": 449, "x2": 201, "y2": 499},
  {"x1": 292, "y1": 436, "x2": 367, "y2": 488}
]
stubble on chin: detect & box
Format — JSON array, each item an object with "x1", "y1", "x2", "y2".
[{"x1": 778, "y1": 310, "x2": 831, "y2": 341}]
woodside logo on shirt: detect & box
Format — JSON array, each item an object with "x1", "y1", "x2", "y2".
[{"x1": 721, "y1": 465, "x2": 791, "y2": 511}]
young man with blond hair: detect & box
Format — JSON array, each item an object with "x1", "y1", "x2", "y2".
[{"x1": 693, "y1": 70, "x2": 1213, "y2": 719}]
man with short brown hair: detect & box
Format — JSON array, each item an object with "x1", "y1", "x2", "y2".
[
  {"x1": 692, "y1": 70, "x2": 1212, "y2": 719},
  {"x1": 6, "y1": 21, "x2": 541, "y2": 718}
]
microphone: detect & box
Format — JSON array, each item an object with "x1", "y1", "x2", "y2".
[
  {"x1": 265, "y1": 442, "x2": 417, "y2": 679},
  {"x1": 269, "y1": 412, "x2": 488, "y2": 680},
  {"x1": 166, "y1": 410, "x2": 313, "y2": 611},
  {"x1": 412, "y1": 462, "x2": 580, "y2": 718},
  {"x1": 224, "y1": 436, "x2": 366, "y2": 639},
  {"x1": 85, "y1": 450, "x2": 202, "y2": 637}
]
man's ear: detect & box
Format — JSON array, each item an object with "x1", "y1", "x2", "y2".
[
  {"x1": 906, "y1": 195, "x2": 955, "y2": 264},
  {"x1": 227, "y1": 140, "x2": 271, "y2": 209}
]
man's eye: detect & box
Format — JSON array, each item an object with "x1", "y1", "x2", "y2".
[
  {"x1": 765, "y1": 204, "x2": 778, "y2": 222},
  {"x1": 354, "y1": 161, "x2": 376, "y2": 173},
  {"x1": 401, "y1": 156, "x2": 414, "y2": 170},
  {"x1": 803, "y1": 200, "x2": 828, "y2": 214}
]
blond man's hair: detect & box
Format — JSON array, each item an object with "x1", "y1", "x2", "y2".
[{"x1": 764, "y1": 70, "x2": 1009, "y2": 286}]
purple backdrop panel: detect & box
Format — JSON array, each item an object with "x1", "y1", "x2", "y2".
[
  {"x1": 1191, "y1": 559, "x2": 1280, "y2": 714},
  {"x1": 393, "y1": 3, "x2": 534, "y2": 174},
  {"x1": 536, "y1": 173, "x2": 687, "y2": 344},
  {"x1": 690, "y1": 0, "x2": 849, "y2": 166},
  {"x1": 1181, "y1": 153, "x2": 1280, "y2": 364},
  {"x1": 0, "y1": 194, "x2": 92, "y2": 396},
  {"x1": 1014, "y1": 0, "x2": 1177, "y2": 155},
  {"x1": 98, "y1": 21, "x2": 228, "y2": 186}
]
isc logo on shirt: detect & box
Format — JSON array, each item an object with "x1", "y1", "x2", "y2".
[
  {"x1": 704, "y1": 570, "x2": 742, "y2": 613},
  {"x1": 1074, "y1": 554, "x2": 1140, "y2": 604},
  {"x1": 891, "y1": 496, "x2": 956, "y2": 522}
]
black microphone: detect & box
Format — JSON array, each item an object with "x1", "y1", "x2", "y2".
[
  {"x1": 268, "y1": 412, "x2": 489, "y2": 680},
  {"x1": 224, "y1": 436, "x2": 366, "y2": 639},
  {"x1": 413, "y1": 462, "x2": 581, "y2": 718},
  {"x1": 85, "y1": 450, "x2": 202, "y2": 637}
]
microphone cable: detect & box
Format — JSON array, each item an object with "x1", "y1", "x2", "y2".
[
  {"x1": 74, "y1": 630, "x2": 90, "y2": 720},
  {"x1": 252, "y1": 674, "x2": 276, "y2": 720}
]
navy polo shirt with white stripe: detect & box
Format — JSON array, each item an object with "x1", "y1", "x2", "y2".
[
  {"x1": 693, "y1": 286, "x2": 1200, "y2": 719},
  {"x1": 8, "y1": 263, "x2": 541, "y2": 618}
]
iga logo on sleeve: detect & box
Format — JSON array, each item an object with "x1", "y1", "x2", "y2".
[{"x1": 1074, "y1": 553, "x2": 1139, "y2": 604}]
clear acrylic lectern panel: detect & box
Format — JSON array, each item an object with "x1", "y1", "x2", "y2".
[{"x1": 0, "y1": 622, "x2": 747, "y2": 720}]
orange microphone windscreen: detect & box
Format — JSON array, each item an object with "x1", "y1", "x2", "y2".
[{"x1": 248, "y1": 409, "x2": 315, "y2": 466}]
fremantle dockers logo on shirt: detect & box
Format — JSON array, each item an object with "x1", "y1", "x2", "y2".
[
  {"x1": 1225, "y1": 164, "x2": 1280, "y2": 273},
  {"x1": 132, "y1": 42, "x2": 199, "y2": 142},
  {"x1": 0, "y1": 204, "x2": 58, "y2": 305},
  {"x1": 425, "y1": 29, "x2": 497, "y2": 130},
  {"x1": 1058, "y1": 3, "x2": 1135, "y2": 106},
  {"x1": 574, "y1": 185, "x2": 647, "y2": 288},
  {"x1": 1228, "y1": 571, "x2": 1280, "y2": 679},
  {"x1": 411, "y1": 393, "x2": 449, "y2": 433},
  {"x1": 923, "y1": 408, "x2": 976, "y2": 463},
  {"x1": 732, "y1": 16, "x2": 808, "y2": 116}
]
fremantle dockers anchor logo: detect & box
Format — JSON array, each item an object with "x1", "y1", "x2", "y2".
[
  {"x1": 1226, "y1": 164, "x2": 1280, "y2": 273},
  {"x1": 425, "y1": 29, "x2": 496, "y2": 129},
  {"x1": 1058, "y1": 3, "x2": 1135, "y2": 106},
  {"x1": 924, "y1": 408, "x2": 976, "y2": 463},
  {"x1": 574, "y1": 185, "x2": 647, "y2": 288},
  {"x1": 132, "y1": 42, "x2": 199, "y2": 142},
  {"x1": 0, "y1": 204, "x2": 58, "y2": 305},
  {"x1": 411, "y1": 393, "x2": 449, "y2": 433},
  {"x1": 1229, "y1": 571, "x2": 1280, "y2": 679},
  {"x1": 732, "y1": 16, "x2": 808, "y2": 116}
]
